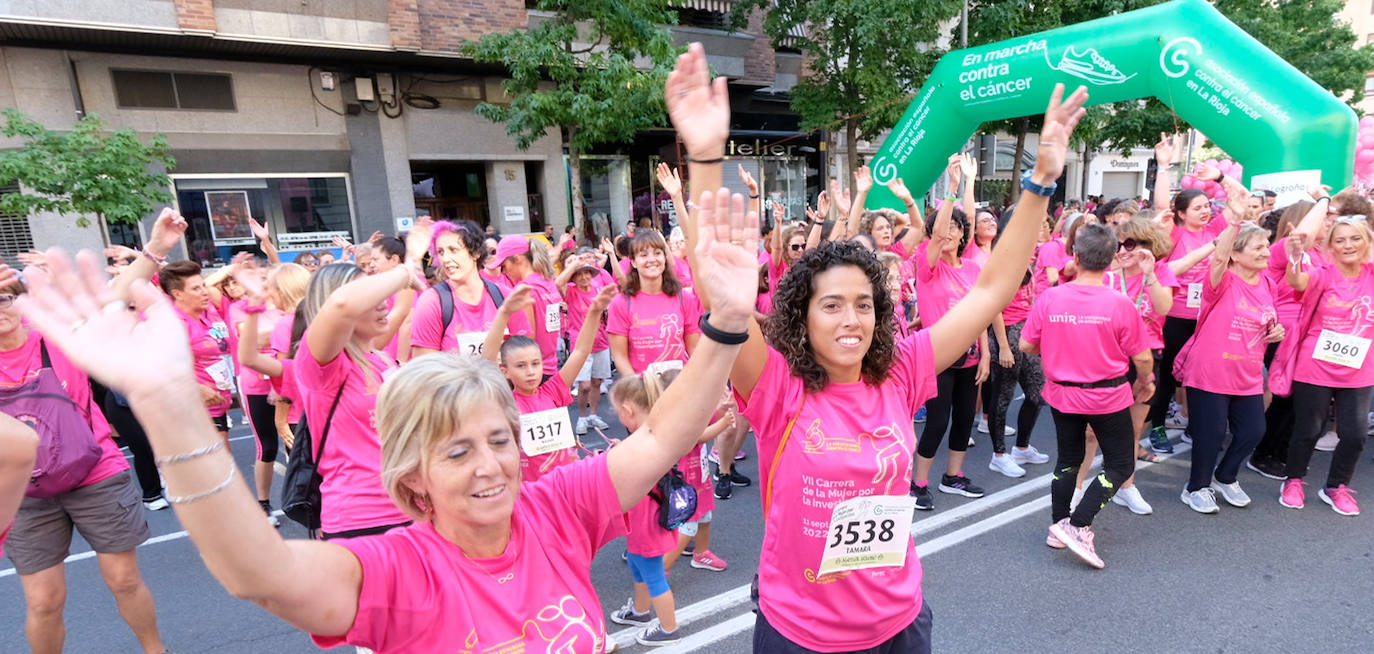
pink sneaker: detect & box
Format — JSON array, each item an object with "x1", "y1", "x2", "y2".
[
  {"x1": 1318, "y1": 485, "x2": 1360, "y2": 516},
  {"x1": 1279, "y1": 478, "x2": 1306, "y2": 509},
  {"x1": 690, "y1": 550, "x2": 728, "y2": 571},
  {"x1": 1046, "y1": 531, "x2": 1066, "y2": 549},
  {"x1": 1049, "y1": 518, "x2": 1104, "y2": 569}
]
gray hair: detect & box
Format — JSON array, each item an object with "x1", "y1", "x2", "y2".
[{"x1": 1072, "y1": 223, "x2": 1116, "y2": 272}]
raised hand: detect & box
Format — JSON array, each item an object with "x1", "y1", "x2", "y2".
[
  {"x1": 1136, "y1": 249, "x2": 1157, "y2": 274},
  {"x1": 657, "y1": 162, "x2": 683, "y2": 198},
  {"x1": 1194, "y1": 164, "x2": 1221, "y2": 184},
  {"x1": 368, "y1": 230, "x2": 385, "y2": 244},
  {"x1": 816, "y1": 191, "x2": 831, "y2": 219},
  {"x1": 738, "y1": 164, "x2": 759, "y2": 197},
  {"x1": 248, "y1": 216, "x2": 270, "y2": 242},
  {"x1": 946, "y1": 153, "x2": 963, "y2": 187},
  {"x1": 499, "y1": 284, "x2": 536, "y2": 316},
  {"x1": 853, "y1": 165, "x2": 873, "y2": 194},
  {"x1": 15, "y1": 250, "x2": 47, "y2": 269},
  {"x1": 1033, "y1": 84, "x2": 1089, "y2": 182},
  {"x1": 103, "y1": 245, "x2": 138, "y2": 261},
  {"x1": 958, "y1": 152, "x2": 977, "y2": 182},
  {"x1": 590, "y1": 284, "x2": 618, "y2": 313},
  {"x1": 694, "y1": 188, "x2": 760, "y2": 332},
  {"x1": 1154, "y1": 132, "x2": 1178, "y2": 164},
  {"x1": 1286, "y1": 232, "x2": 1310, "y2": 261},
  {"x1": 886, "y1": 177, "x2": 915, "y2": 206},
  {"x1": 148, "y1": 208, "x2": 189, "y2": 258},
  {"x1": 331, "y1": 236, "x2": 355, "y2": 258},
  {"x1": 1308, "y1": 184, "x2": 1332, "y2": 201},
  {"x1": 666, "y1": 43, "x2": 729, "y2": 160},
  {"x1": 405, "y1": 215, "x2": 434, "y2": 263},
  {"x1": 0, "y1": 260, "x2": 17, "y2": 288},
  {"x1": 16, "y1": 249, "x2": 192, "y2": 400},
  {"x1": 230, "y1": 262, "x2": 269, "y2": 306},
  {"x1": 771, "y1": 200, "x2": 786, "y2": 225}
]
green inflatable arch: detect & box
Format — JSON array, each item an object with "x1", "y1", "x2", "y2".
[{"x1": 865, "y1": 0, "x2": 1356, "y2": 210}]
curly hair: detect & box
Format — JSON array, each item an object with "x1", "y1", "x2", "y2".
[
  {"x1": 429, "y1": 219, "x2": 487, "y2": 269},
  {"x1": 764, "y1": 240, "x2": 897, "y2": 393},
  {"x1": 925, "y1": 207, "x2": 971, "y2": 256}
]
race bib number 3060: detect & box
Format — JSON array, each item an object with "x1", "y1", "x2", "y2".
[
  {"x1": 519, "y1": 407, "x2": 576, "y2": 457},
  {"x1": 1313, "y1": 329, "x2": 1371, "y2": 369},
  {"x1": 817, "y1": 495, "x2": 914, "y2": 576}
]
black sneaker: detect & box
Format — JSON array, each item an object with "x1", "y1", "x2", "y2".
[
  {"x1": 713, "y1": 472, "x2": 733, "y2": 500},
  {"x1": 681, "y1": 540, "x2": 695, "y2": 556},
  {"x1": 910, "y1": 482, "x2": 934, "y2": 510},
  {"x1": 1246, "y1": 456, "x2": 1286, "y2": 481},
  {"x1": 727, "y1": 469, "x2": 752, "y2": 487},
  {"x1": 938, "y1": 474, "x2": 986, "y2": 498},
  {"x1": 259, "y1": 500, "x2": 280, "y2": 527}
]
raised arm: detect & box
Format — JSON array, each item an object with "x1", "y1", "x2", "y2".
[
  {"x1": 1138, "y1": 251, "x2": 1173, "y2": 315},
  {"x1": 1166, "y1": 240, "x2": 1216, "y2": 277},
  {"x1": 249, "y1": 218, "x2": 280, "y2": 265},
  {"x1": 113, "y1": 208, "x2": 186, "y2": 302},
  {"x1": 888, "y1": 176, "x2": 926, "y2": 254},
  {"x1": 1284, "y1": 233, "x2": 1313, "y2": 292},
  {"x1": 844, "y1": 166, "x2": 872, "y2": 239},
  {"x1": 1291, "y1": 192, "x2": 1330, "y2": 244},
  {"x1": 960, "y1": 153, "x2": 977, "y2": 220},
  {"x1": 929, "y1": 84, "x2": 1089, "y2": 373},
  {"x1": 306, "y1": 224, "x2": 427, "y2": 364},
  {"x1": 480, "y1": 285, "x2": 535, "y2": 363},
  {"x1": 231, "y1": 267, "x2": 283, "y2": 379},
  {"x1": 1209, "y1": 221, "x2": 1242, "y2": 288},
  {"x1": 925, "y1": 167, "x2": 959, "y2": 270},
  {"x1": 1152, "y1": 133, "x2": 1178, "y2": 213},
  {"x1": 558, "y1": 285, "x2": 617, "y2": 387}
]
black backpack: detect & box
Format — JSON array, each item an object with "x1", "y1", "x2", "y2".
[
  {"x1": 279, "y1": 383, "x2": 346, "y2": 534},
  {"x1": 435, "y1": 278, "x2": 506, "y2": 334},
  {"x1": 649, "y1": 467, "x2": 698, "y2": 531}
]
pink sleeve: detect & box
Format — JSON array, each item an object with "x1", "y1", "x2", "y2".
[
  {"x1": 619, "y1": 258, "x2": 631, "y2": 275},
  {"x1": 520, "y1": 456, "x2": 628, "y2": 556},
  {"x1": 682, "y1": 291, "x2": 704, "y2": 336},
  {"x1": 1153, "y1": 261, "x2": 1179, "y2": 288},
  {"x1": 538, "y1": 376, "x2": 574, "y2": 407},
  {"x1": 296, "y1": 330, "x2": 351, "y2": 391},
  {"x1": 607, "y1": 295, "x2": 630, "y2": 337},
  {"x1": 311, "y1": 533, "x2": 427, "y2": 651},
  {"x1": 409, "y1": 287, "x2": 446, "y2": 350},
  {"x1": 1117, "y1": 300, "x2": 1149, "y2": 356},
  {"x1": 888, "y1": 330, "x2": 939, "y2": 412},
  {"x1": 1021, "y1": 299, "x2": 1044, "y2": 346}
]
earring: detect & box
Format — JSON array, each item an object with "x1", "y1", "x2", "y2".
[{"x1": 414, "y1": 494, "x2": 432, "y2": 514}]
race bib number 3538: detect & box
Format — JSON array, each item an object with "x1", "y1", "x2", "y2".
[{"x1": 817, "y1": 495, "x2": 914, "y2": 576}]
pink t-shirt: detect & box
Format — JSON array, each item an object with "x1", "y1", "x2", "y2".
[
  {"x1": 1021, "y1": 282, "x2": 1148, "y2": 415},
  {"x1": 268, "y1": 317, "x2": 304, "y2": 425},
  {"x1": 625, "y1": 492, "x2": 677, "y2": 557},
  {"x1": 513, "y1": 377, "x2": 579, "y2": 483},
  {"x1": 606, "y1": 290, "x2": 703, "y2": 373},
  {"x1": 312, "y1": 457, "x2": 626, "y2": 653},
  {"x1": 175, "y1": 303, "x2": 232, "y2": 417},
  {"x1": 1292, "y1": 263, "x2": 1374, "y2": 388},
  {"x1": 1001, "y1": 282, "x2": 1035, "y2": 326},
  {"x1": 1181, "y1": 270, "x2": 1277, "y2": 396},
  {"x1": 504, "y1": 274, "x2": 561, "y2": 375},
  {"x1": 1166, "y1": 221, "x2": 1228, "y2": 320},
  {"x1": 295, "y1": 336, "x2": 409, "y2": 534},
  {"x1": 678, "y1": 442, "x2": 714, "y2": 521},
  {"x1": 735, "y1": 331, "x2": 937, "y2": 651},
  {"x1": 1267, "y1": 237, "x2": 1328, "y2": 330},
  {"x1": 1033, "y1": 239, "x2": 1068, "y2": 299},
  {"x1": 1103, "y1": 262, "x2": 1179, "y2": 351},
  {"x1": 963, "y1": 241, "x2": 990, "y2": 268},
  {"x1": 411, "y1": 279, "x2": 533, "y2": 354},
  {"x1": 0, "y1": 331, "x2": 127, "y2": 488},
  {"x1": 231, "y1": 305, "x2": 284, "y2": 396},
  {"x1": 563, "y1": 278, "x2": 612, "y2": 353},
  {"x1": 757, "y1": 288, "x2": 774, "y2": 315},
  {"x1": 673, "y1": 256, "x2": 693, "y2": 289},
  {"x1": 915, "y1": 241, "x2": 981, "y2": 367}
]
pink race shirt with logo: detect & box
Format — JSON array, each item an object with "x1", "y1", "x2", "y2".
[
  {"x1": 606, "y1": 290, "x2": 703, "y2": 373},
  {"x1": 1166, "y1": 220, "x2": 1228, "y2": 319},
  {"x1": 175, "y1": 303, "x2": 232, "y2": 417},
  {"x1": 503, "y1": 274, "x2": 561, "y2": 375},
  {"x1": 1292, "y1": 263, "x2": 1374, "y2": 388},
  {"x1": 513, "y1": 377, "x2": 579, "y2": 483},
  {"x1": 915, "y1": 241, "x2": 981, "y2": 367},
  {"x1": 563, "y1": 277, "x2": 613, "y2": 353},
  {"x1": 1181, "y1": 270, "x2": 1277, "y2": 396},
  {"x1": 735, "y1": 331, "x2": 937, "y2": 652},
  {"x1": 410, "y1": 280, "x2": 532, "y2": 353},
  {"x1": 1103, "y1": 262, "x2": 1179, "y2": 351},
  {"x1": 1021, "y1": 283, "x2": 1148, "y2": 415},
  {"x1": 312, "y1": 457, "x2": 626, "y2": 654}
]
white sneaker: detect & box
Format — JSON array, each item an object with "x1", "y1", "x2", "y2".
[
  {"x1": 575, "y1": 416, "x2": 589, "y2": 435},
  {"x1": 977, "y1": 416, "x2": 991, "y2": 434},
  {"x1": 1315, "y1": 431, "x2": 1339, "y2": 452},
  {"x1": 1011, "y1": 445, "x2": 1050, "y2": 465},
  {"x1": 1209, "y1": 480, "x2": 1251, "y2": 507},
  {"x1": 1180, "y1": 430, "x2": 1193, "y2": 444},
  {"x1": 988, "y1": 455, "x2": 1026, "y2": 478},
  {"x1": 1180, "y1": 487, "x2": 1220, "y2": 514},
  {"x1": 142, "y1": 496, "x2": 169, "y2": 511},
  {"x1": 587, "y1": 415, "x2": 610, "y2": 430},
  {"x1": 1111, "y1": 486, "x2": 1153, "y2": 515},
  {"x1": 1003, "y1": 425, "x2": 1016, "y2": 436},
  {"x1": 1166, "y1": 402, "x2": 1188, "y2": 429}
]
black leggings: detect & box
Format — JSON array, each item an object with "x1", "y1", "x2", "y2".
[
  {"x1": 102, "y1": 390, "x2": 162, "y2": 501},
  {"x1": 1148, "y1": 316, "x2": 1196, "y2": 428},
  {"x1": 1286, "y1": 381, "x2": 1370, "y2": 488},
  {"x1": 1050, "y1": 408, "x2": 1135, "y2": 528},
  {"x1": 986, "y1": 321, "x2": 1044, "y2": 454},
  {"x1": 1254, "y1": 341, "x2": 1293, "y2": 463},
  {"x1": 245, "y1": 394, "x2": 278, "y2": 463},
  {"x1": 1186, "y1": 388, "x2": 1265, "y2": 492},
  {"x1": 918, "y1": 365, "x2": 979, "y2": 458}
]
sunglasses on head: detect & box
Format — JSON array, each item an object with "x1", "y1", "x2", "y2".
[
  {"x1": 1118, "y1": 238, "x2": 1140, "y2": 252},
  {"x1": 789, "y1": 243, "x2": 805, "y2": 251}
]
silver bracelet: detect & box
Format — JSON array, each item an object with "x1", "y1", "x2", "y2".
[
  {"x1": 155, "y1": 441, "x2": 224, "y2": 468},
  {"x1": 166, "y1": 465, "x2": 237, "y2": 505}
]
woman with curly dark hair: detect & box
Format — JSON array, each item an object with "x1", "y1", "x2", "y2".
[{"x1": 724, "y1": 85, "x2": 1090, "y2": 653}]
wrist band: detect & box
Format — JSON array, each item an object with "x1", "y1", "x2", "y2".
[
  {"x1": 698, "y1": 313, "x2": 750, "y2": 345},
  {"x1": 688, "y1": 156, "x2": 725, "y2": 165},
  {"x1": 156, "y1": 440, "x2": 225, "y2": 468},
  {"x1": 749, "y1": 194, "x2": 760, "y2": 199},
  {"x1": 141, "y1": 250, "x2": 168, "y2": 266}
]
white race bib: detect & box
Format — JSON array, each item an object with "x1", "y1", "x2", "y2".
[
  {"x1": 519, "y1": 407, "x2": 576, "y2": 456},
  {"x1": 456, "y1": 331, "x2": 489, "y2": 357},
  {"x1": 700, "y1": 443, "x2": 711, "y2": 484},
  {"x1": 206, "y1": 358, "x2": 233, "y2": 391},
  {"x1": 817, "y1": 495, "x2": 914, "y2": 576},
  {"x1": 544, "y1": 302, "x2": 562, "y2": 332},
  {"x1": 1186, "y1": 283, "x2": 1203, "y2": 309},
  {"x1": 1312, "y1": 329, "x2": 1371, "y2": 369}
]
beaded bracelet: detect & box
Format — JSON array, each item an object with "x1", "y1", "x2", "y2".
[{"x1": 155, "y1": 441, "x2": 224, "y2": 468}]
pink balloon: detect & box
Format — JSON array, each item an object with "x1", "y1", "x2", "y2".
[
  {"x1": 1362, "y1": 115, "x2": 1374, "y2": 127},
  {"x1": 1180, "y1": 176, "x2": 1196, "y2": 189},
  {"x1": 1358, "y1": 150, "x2": 1374, "y2": 164},
  {"x1": 1204, "y1": 158, "x2": 1218, "y2": 168}
]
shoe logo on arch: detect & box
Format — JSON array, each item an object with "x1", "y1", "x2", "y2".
[{"x1": 1045, "y1": 46, "x2": 1136, "y2": 86}]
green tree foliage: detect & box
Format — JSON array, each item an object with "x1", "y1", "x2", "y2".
[
  {"x1": 734, "y1": 0, "x2": 961, "y2": 177},
  {"x1": 462, "y1": 0, "x2": 678, "y2": 237},
  {"x1": 0, "y1": 109, "x2": 174, "y2": 228}
]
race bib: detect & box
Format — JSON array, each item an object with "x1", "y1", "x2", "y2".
[
  {"x1": 1312, "y1": 329, "x2": 1371, "y2": 369},
  {"x1": 206, "y1": 357, "x2": 233, "y2": 391},
  {"x1": 456, "y1": 331, "x2": 489, "y2": 357},
  {"x1": 544, "y1": 302, "x2": 562, "y2": 332},
  {"x1": 817, "y1": 495, "x2": 914, "y2": 576},
  {"x1": 700, "y1": 443, "x2": 711, "y2": 484},
  {"x1": 1186, "y1": 283, "x2": 1203, "y2": 309},
  {"x1": 645, "y1": 359, "x2": 684, "y2": 378},
  {"x1": 519, "y1": 407, "x2": 576, "y2": 456}
]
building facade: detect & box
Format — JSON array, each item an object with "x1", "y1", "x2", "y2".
[{"x1": 0, "y1": 0, "x2": 814, "y2": 264}]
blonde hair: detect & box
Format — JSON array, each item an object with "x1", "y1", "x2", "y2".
[
  {"x1": 1327, "y1": 216, "x2": 1374, "y2": 252},
  {"x1": 377, "y1": 353, "x2": 522, "y2": 520},
  {"x1": 268, "y1": 263, "x2": 310, "y2": 313},
  {"x1": 1114, "y1": 216, "x2": 1173, "y2": 260},
  {"x1": 528, "y1": 238, "x2": 556, "y2": 279},
  {"x1": 610, "y1": 366, "x2": 681, "y2": 413},
  {"x1": 301, "y1": 263, "x2": 379, "y2": 385}
]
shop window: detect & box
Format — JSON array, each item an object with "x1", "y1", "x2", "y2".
[
  {"x1": 113, "y1": 70, "x2": 235, "y2": 111},
  {"x1": 172, "y1": 175, "x2": 353, "y2": 266}
]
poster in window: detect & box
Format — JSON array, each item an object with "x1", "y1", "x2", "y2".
[{"x1": 205, "y1": 191, "x2": 255, "y2": 245}]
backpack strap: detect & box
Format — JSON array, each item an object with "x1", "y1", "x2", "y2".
[
  {"x1": 37, "y1": 337, "x2": 94, "y2": 431},
  {"x1": 436, "y1": 281, "x2": 455, "y2": 335},
  {"x1": 311, "y1": 382, "x2": 348, "y2": 466},
  {"x1": 38, "y1": 338, "x2": 52, "y2": 369},
  {"x1": 484, "y1": 279, "x2": 505, "y2": 308},
  {"x1": 762, "y1": 394, "x2": 805, "y2": 517}
]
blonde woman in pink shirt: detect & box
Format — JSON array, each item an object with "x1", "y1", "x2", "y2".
[{"x1": 726, "y1": 84, "x2": 1090, "y2": 650}]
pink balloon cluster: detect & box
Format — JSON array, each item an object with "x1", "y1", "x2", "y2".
[
  {"x1": 1179, "y1": 158, "x2": 1244, "y2": 202},
  {"x1": 1355, "y1": 116, "x2": 1374, "y2": 185}
]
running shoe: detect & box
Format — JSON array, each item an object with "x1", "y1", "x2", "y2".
[
  {"x1": 1011, "y1": 445, "x2": 1051, "y2": 465},
  {"x1": 1110, "y1": 486, "x2": 1153, "y2": 515},
  {"x1": 1180, "y1": 429, "x2": 1193, "y2": 445},
  {"x1": 635, "y1": 622, "x2": 680, "y2": 647},
  {"x1": 966, "y1": 433, "x2": 977, "y2": 448},
  {"x1": 1318, "y1": 485, "x2": 1360, "y2": 516},
  {"x1": 977, "y1": 416, "x2": 990, "y2": 434},
  {"x1": 989, "y1": 455, "x2": 1026, "y2": 478},
  {"x1": 938, "y1": 474, "x2": 985, "y2": 498},
  {"x1": 575, "y1": 416, "x2": 589, "y2": 436},
  {"x1": 734, "y1": 450, "x2": 747, "y2": 461},
  {"x1": 259, "y1": 500, "x2": 280, "y2": 527},
  {"x1": 587, "y1": 415, "x2": 610, "y2": 430},
  {"x1": 1180, "y1": 487, "x2": 1220, "y2": 514},
  {"x1": 713, "y1": 472, "x2": 733, "y2": 500},
  {"x1": 1166, "y1": 402, "x2": 1188, "y2": 429},
  {"x1": 911, "y1": 482, "x2": 934, "y2": 510},
  {"x1": 1246, "y1": 457, "x2": 1286, "y2": 481},
  {"x1": 690, "y1": 550, "x2": 728, "y2": 571},
  {"x1": 1049, "y1": 518, "x2": 1105, "y2": 569},
  {"x1": 681, "y1": 540, "x2": 695, "y2": 556},
  {"x1": 610, "y1": 600, "x2": 652, "y2": 626},
  {"x1": 1147, "y1": 426, "x2": 1174, "y2": 454},
  {"x1": 1279, "y1": 478, "x2": 1306, "y2": 509},
  {"x1": 1315, "y1": 431, "x2": 1339, "y2": 452},
  {"x1": 1046, "y1": 531, "x2": 1066, "y2": 549},
  {"x1": 726, "y1": 469, "x2": 752, "y2": 487},
  {"x1": 914, "y1": 406, "x2": 927, "y2": 423},
  {"x1": 1210, "y1": 480, "x2": 1251, "y2": 507},
  {"x1": 143, "y1": 495, "x2": 169, "y2": 511}
]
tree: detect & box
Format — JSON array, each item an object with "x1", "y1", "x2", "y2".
[
  {"x1": 734, "y1": 0, "x2": 961, "y2": 178},
  {"x1": 0, "y1": 109, "x2": 174, "y2": 229},
  {"x1": 462, "y1": 1, "x2": 677, "y2": 241}
]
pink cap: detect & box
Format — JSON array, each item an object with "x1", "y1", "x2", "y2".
[{"x1": 486, "y1": 235, "x2": 530, "y2": 270}]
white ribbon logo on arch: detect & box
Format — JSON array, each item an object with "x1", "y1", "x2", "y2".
[
  {"x1": 1160, "y1": 37, "x2": 1202, "y2": 79},
  {"x1": 871, "y1": 155, "x2": 899, "y2": 185}
]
